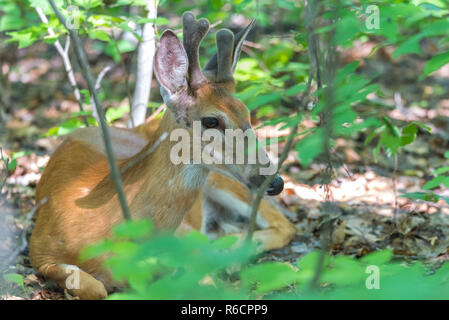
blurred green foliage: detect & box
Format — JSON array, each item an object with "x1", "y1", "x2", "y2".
[{"x1": 83, "y1": 219, "x2": 449, "y2": 299}]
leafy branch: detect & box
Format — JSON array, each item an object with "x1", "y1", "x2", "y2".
[{"x1": 35, "y1": 6, "x2": 89, "y2": 127}]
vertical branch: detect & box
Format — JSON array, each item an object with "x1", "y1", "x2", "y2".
[
  {"x1": 48, "y1": 0, "x2": 132, "y2": 221},
  {"x1": 128, "y1": 0, "x2": 158, "y2": 128},
  {"x1": 392, "y1": 92, "x2": 403, "y2": 222},
  {"x1": 393, "y1": 153, "x2": 398, "y2": 221},
  {"x1": 309, "y1": 0, "x2": 340, "y2": 290},
  {"x1": 35, "y1": 7, "x2": 89, "y2": 127}
]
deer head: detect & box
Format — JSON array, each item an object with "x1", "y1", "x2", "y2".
[{"x1": 154, "y1": 11, "x2": 284, "y2": 196}]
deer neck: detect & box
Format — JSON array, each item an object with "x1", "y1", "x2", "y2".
[{"x1": 124, "y1": 111, "x2": 209, "y2": 229}]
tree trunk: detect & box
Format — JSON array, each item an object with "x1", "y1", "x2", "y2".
[{"x1": 128, "y1": 0, "x2": 158, "y2": 127}]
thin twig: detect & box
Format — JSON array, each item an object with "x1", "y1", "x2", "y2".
[
  {"x1": 145, "y1": 103, "x2": 166, "y2": 123},
  {"x1": 90, "y1": 65, "x2": 112, "y2": 123},
  {"x1": 49, "y1": 0, "x2": 132, "y2": 221},
  {"x1": 393, "y1": 153, "x2": 398, "y2": 221},
  {"x1": 35, "y1": 7, "x2": 89, "y2": 127},
  {"x1": 95, "y1": 65, "x2": 112, "y2": 90},
  {"x1": 392, "y1": 92, "x2": 403, "y2": 222}
]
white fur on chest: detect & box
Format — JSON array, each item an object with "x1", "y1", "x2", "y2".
[{"x1": 181, "y1": 164, "x2": 209, "y2": 190}]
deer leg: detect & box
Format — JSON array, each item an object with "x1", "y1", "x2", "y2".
[
  {"x1": 226, "y1": 225, "x2": 296, "y2": 253},
  {"x1": 200, "y1": 185, "x2": 296, "y2": 252},
  {"x1": 251, "y1": 227, "x2": 296, "y2": 252},
  {"x1": 37, "y1": 263, "x2": 108, "y2": 300}
]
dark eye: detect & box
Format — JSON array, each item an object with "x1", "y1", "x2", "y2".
[{"x1": 201, "y1": 117, "x2": 219, "y2": 129}]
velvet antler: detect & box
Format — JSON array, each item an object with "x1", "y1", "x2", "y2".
[
  {"x1": 182, "y1": 11, "x2": 210, "y2": 90},
  {"x1": 203, "y1": 19, "x2": 256, "y2": 85}
]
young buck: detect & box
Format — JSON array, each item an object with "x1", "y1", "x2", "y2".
[{"x1": 30, "y1": 12, "x2": 287, "y2": 299}]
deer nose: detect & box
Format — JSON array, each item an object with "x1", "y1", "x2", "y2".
[
  {"x1": 248, "y1": 174, "x2": 284, "y2": 195},
  {"x1": 266, "y1": 174, "x2": 284, "y2": 196}
]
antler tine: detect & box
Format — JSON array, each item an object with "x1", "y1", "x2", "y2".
[
  {"x1": 203, "y1": 19, "x2": 256, "y2": 83},
  {"x1": 216, "y1": 29, "x2": 234, "y2": 83},
  {"x1": 182, "y1": 11, "x2": 210, "y2": 90}
]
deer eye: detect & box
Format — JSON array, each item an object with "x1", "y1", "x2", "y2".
[{"x1": 201, "y1": 117, "x2": 219, "y2": 129}]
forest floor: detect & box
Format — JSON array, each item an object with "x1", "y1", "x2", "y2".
[{"x1": 1, "y1": 41, "x2": 449, "y2": 299}]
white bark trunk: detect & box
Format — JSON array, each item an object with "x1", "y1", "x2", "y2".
[{"x1": 128, "y1": 0, "x2": 158, "y2": 128}]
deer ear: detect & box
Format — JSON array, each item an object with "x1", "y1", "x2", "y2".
[{"x1": 155, "y1": 30, "x2": 189, "y2": 102}]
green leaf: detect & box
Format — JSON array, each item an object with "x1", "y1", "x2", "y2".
[
  {"x1": 360, "y1": 250, "x2": 393, "y2": 265},
  {"x1": 88, "y1": 29, "x2": 111, "y2": 42},
  {"x1": 136, "y1": 17, "x2": 170, "y2": 25},
  {"x1": 434, "y1": 166, "x2": 449, "y2": 175},
  {"x1": 423, "y1": 175, "x2": 446, "y2": 189},
  {"x1": 80, "y1": 239, "x2": 115, "y2": 261},
  {"x1": 247, "y1": 93, "x2": 281, "y2": 110},
  {"x1": 411, "y1": 121, "x2": 432, "y2": 133},
  {"x1": 285, "y1": 83, "x2": 306, "y2": 97},
  {"x1": 335, "y1": 61, "x2": 359, "y2": 84},
  {"x1": 0, "y1": 14, "x2": 26, "y2": 32},
  {"x1": 105, "y1": 105, "x2": 130, "y2": 123},
  {"x1": 6, "y1": 31, "x2": 36, "y2": 49},
  {"x1": 421, "y1": 50, "x2": 449, "y2": 78},
  {"x1": 29, "y1": 0, "x2": 65, "y2": 14},
  {"x1": 296, "y1": 251, "x2": 330, "y2": 286},
  {"x1": 394, "y1": 20, "x2": 449, "y2": 58},
  {"x1": 393, "y1": 34, "x2": 424, "y2": 58},
  {"x1": 381, "y1": 129, "x2": 401, "y2": 155},
  {"x1": 113, "y1": 220, "x2": 153, "y2": 239},
  {"x1": 400, "y1": 123, "x2": 418, "y2": 146},
  {"x1": 334, "y1": 11, "x2": 360, "y2": 46},
  {"x1": 296, "y1": 128, "x2": 324, "y2": 167},
  {"x1": 322, "y1": 256, "x2": 365, "y2": 286},
  {"x1": 45, "y1": 118, "x2": 86, "y2": 137},
  {"x1": 3, "y1": 273, "x2": 24, "y2": 290},
  {"x1": 211, "y1": 235, "x2": 239, "y2": 250},
  {"x1": 7, "y1": 158, "x2": 18, "y2": 171},
  {"x1": 240, "y1": 262, "x2": 297, "y2": 294},
  {"x1": 401, "y1": 192, "x2": 439, "y2": 203}
]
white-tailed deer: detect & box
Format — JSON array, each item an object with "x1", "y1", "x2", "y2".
[{"x1": 30, "y1": 12, "x2": 293, "y2": 300}]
